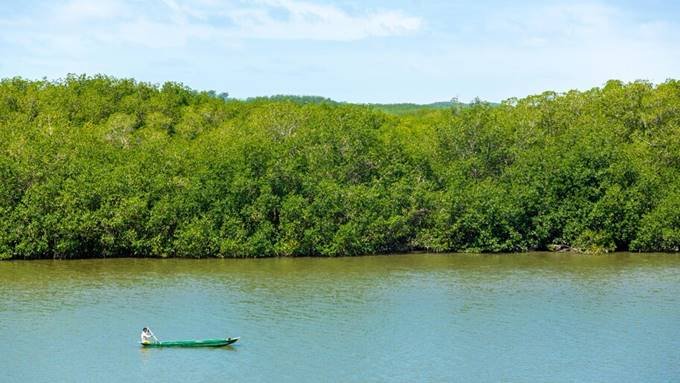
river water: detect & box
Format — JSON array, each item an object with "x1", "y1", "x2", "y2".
[{"x1": 1, "y1": 253, "x2": 679, "y2": 382}]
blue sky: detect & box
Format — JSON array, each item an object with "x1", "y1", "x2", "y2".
[{"x1": 1, "y1": 0, "x2": 679, "y2": 103}]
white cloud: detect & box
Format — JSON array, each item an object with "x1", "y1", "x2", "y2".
[
  {"x1": 53, "y1": 0, "x2": 126, "y2": 22},
  {"x1": 231, "y1": 0, "x2": 422, "y2": 40},
  {"x1": 0, "y1": 0, "x2": 424, "y2": 66},
  {"x1": 10, "y1": 0, "x2": 422, "y2": 49}
]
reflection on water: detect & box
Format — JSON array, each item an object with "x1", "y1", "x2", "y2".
[{"x1": 1, "y1": 253, "x2": 680, "y2": 382}]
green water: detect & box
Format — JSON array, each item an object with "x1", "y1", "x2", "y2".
[{"x1": 1, "y1": 253, "x2": 679, "y2": 382}]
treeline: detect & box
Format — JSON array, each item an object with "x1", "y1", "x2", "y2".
[
  {"x1": 366, "y1": 101, "x2": 455, "y2": 115},
  {"x1": 244, "y1": 95, "x2": 461, "y2": 115},
  {"x1": 0, "y1": 75, "x2": 679, "y2": 259}
]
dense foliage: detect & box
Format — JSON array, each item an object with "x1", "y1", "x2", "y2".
[{"x1": 0, "y1": 75, "x2": 679, "y2": 259}]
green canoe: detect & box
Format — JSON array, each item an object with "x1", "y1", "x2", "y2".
[{"x1": 141, "y1": 337, "x2": 239, "y2": 348}]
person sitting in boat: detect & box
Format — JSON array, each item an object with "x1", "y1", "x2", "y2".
[{"x1": 140, "y1": 327, "x2": 155, "y2": 344}]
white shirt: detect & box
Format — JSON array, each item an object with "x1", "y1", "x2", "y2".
[{"x1": 141, "y1": 331, "x2": 154, "y2": 343}]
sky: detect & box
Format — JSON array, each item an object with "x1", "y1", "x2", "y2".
[{"x1": 1, "y1": 0, "x2": 679, "y2": 103}]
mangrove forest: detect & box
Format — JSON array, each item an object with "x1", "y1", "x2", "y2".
[{"x1": 0, "y1": 75, "x2": 679, "y2": 259}]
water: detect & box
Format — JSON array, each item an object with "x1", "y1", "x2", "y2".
[{"x1": 1, "y1": 253, "x2": 679, "y2": 382}]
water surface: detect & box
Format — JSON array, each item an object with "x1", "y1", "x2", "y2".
[{"x1": 1, "y1": 253, "x2": 679, "y2": 382}]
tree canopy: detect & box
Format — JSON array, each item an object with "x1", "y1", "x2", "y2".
[{"x1": 0, "y1": 75, "x2": 679, "y2": 259}]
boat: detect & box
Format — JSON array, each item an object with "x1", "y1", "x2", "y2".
[{"x1": 141, "y1": 337, "x2": 239, "y2": 348}]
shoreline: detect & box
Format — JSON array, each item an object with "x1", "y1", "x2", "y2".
[{"x1": 2, "y1": 249, "x2": 677, "y2": 262}]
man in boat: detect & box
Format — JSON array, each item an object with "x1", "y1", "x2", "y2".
[{"x1": 140, "y1": 327, "x2": 155, "y2": 344}]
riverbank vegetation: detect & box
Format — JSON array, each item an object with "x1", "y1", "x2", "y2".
[{"x1": 0, "y1": 75, "x2": 679, "y2": 259}]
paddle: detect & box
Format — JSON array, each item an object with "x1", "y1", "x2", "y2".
[{"x1": 148, "y1": 328, "x2": 161, "y2": 344}]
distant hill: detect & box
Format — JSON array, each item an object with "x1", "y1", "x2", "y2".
[
  {"x1": 366, "y1": 101, "x2": 454, "y2": 115},
  {"x1": 242, "y1": 95, "x2": 473, "y2": 115},
  {"x1": 245, "y1": 95, "x2": 337, "y2": 105}
]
